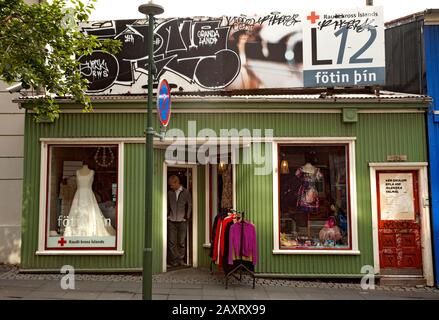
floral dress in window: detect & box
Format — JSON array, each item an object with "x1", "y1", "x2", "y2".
[{"x1": 295, "y1": 165, "x2": 323, "y2": 211}]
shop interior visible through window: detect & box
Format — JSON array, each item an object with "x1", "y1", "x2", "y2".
[
  {"x1": 45, "y1": 145, "x2": 118, "y2": 250},
  {"x1": 278, "y1": 145, "x2": 350, "y2": 249}
]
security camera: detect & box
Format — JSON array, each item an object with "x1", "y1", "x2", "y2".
[{"x1": 6, "y1": 83, "x2": 24, "y2": 93}]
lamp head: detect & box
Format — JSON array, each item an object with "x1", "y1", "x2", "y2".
[{"x1": 138, "y1": 2, "x2": 164, "y2": 16}]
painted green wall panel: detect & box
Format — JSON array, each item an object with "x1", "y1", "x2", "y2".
[
  {"x1": 20, "y1": 109, "x2": 427, "y2": 275},
  {"x1": 196, "y1": 166, "x2": 211, "y2": 268}
]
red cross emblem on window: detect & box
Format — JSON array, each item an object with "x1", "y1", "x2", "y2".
[
  {"x1": 58, "y1": 237, "x2": 67, "y2": 247},
  {"x1": 307, "y1": 11, "x2": 320, "y2": 24}
]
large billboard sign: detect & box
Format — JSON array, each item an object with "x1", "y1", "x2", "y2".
[{"x1": 79, "y1": 6, "x2": 384, "y2": 94}]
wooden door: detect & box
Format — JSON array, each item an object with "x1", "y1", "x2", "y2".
[{"x1": 377, "y1": 170, "x2": 422, "y2": 272}]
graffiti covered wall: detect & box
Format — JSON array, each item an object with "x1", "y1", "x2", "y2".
[{"x1": 79, "y1": 7, "x2": 384, "y2": 94}]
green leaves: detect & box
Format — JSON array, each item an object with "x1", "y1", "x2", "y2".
[{"x1": 0, "y1": 0, "x2": 121, "y2": 122}]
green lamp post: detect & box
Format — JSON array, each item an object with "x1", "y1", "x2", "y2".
[{"x1": 138, "y1": 1, "x2": 164, "y2": 300}]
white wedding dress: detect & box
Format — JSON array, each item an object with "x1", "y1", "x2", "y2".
[{"x1": 63, "y1": 169, "x2": 116, "y2": 237}]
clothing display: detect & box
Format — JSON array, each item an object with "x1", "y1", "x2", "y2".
[
  {"x1": 319, "y1": 216, "x2": 342, "y2": 245},
  {"x1": 295, "y1": 163, "x2": 323, "y2": 211},
  {"x1": 212, "y1": 213, "x2": 235, "y2": 267},
  {"x1": 221, "y1": 164, "x2": 233, "y2": 209},
  {"x1": 228, "y1": 221, "x2": 258, "y2": 266},
  {"x1": 63, "y1": 167, "x2": 116, "y2": 237},
  {"x1": 211, "y1": 210, "x2": 258, "y2": 276}
]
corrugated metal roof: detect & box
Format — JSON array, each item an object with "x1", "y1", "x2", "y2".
[
  {"x1": 14, "y1": 90, "x2": 431, "y2": 104},
  {"x1": 385, "y1": 9, "x2": 439, "y2": 28}
]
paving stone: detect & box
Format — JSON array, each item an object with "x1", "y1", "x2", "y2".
[
  {"x1": 74, "y1": 281, "x2": 112, "y2": 291},
  {"x1": 38, "y1": 282, "x2": 69, "y2": 292},
  {"x1": 172, "y1": 283, "x2": 203, "y2": 289},
  {"x1": 153, "y1": 282, "x2": 173, "y2": 289},
  {"x1": 169, "y1": 288, "x2": 203, "y2": 296},
  {"x1": 203, "y1": 288, "x2": 235, "y2": 296},
  {"x1": 0, "y1": 279, "x2": 45, "y2": 289},
  {"x1": 63, "y1": 291, "x2": 101, "y2": 300},
  {"x1": 267, "y1": 292, "x2": 302, "y2": 300},
  {"x1": 0, "y1": 288, "x2": 32, "y2": 299},
  {"x1": 25, "y1": 290, "x2": 68, "y2": 299},
  {"x1": 168, "y1": 295, "x2": 203, "y2": 300},
  {"x1": 153, "y1": 287, "x2": 172, "y2": 294},
  {"x1": 97, "y1": 292, "x2": 135, "y2": 300},
  {"x1": 235, "y1": 293, "x2": 270, "y2": 300},
  {"x1": 203, "y1": 295, "x2": 235, "y2": 300},
  {"x1": 1, "y1": 265, "x2": 439, "y2": 300}
]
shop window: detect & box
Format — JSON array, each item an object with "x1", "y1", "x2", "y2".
[
  {"x1": 44, "y1": 144, "x2": 119, "y2": 250},
  {"x1": 278, "y1": 144, "x2": 350, "y2": 250}
]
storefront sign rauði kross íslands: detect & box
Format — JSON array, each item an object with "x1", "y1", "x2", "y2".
[{"x1": 79, "y1": 6, "x2": 385, "y2": 94}]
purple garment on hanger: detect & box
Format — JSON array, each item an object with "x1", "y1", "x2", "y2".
[{"x1": 228, "y1": 221, "x2": 258, "y2": 266}]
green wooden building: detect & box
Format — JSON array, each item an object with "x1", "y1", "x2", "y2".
[{"x1": 16, "y1": 92, "x2": 435, "y2": 285}]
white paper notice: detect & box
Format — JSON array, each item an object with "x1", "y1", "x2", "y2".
[{"x1": 379, "y1": 173, "x2": 415, "y2": 221}]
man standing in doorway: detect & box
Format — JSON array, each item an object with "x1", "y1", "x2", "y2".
[{"x1": 167, "y1": 175, "x2": 192, "y2": 267}]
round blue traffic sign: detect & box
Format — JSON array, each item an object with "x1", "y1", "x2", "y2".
[{"x1": 157, "y1": 79, "x2": 171, "y2": 127}]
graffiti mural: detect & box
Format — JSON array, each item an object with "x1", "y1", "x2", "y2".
[
  {"x1": 79, "y1": 12, "x2": 304, "y2": 94},
  {"x1": 79, "y1": 7, "x2": 384, "y2": 94}
]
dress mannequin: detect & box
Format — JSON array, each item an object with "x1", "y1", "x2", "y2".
[
  {"x1": 295, "y1": 162, "x2": 322, "y2": 211},
  {"x1": 301, "y1": 162, "x2": 317, "y2": 174},
  {"x1": 63, "y1": 163, "x2": 116, "y2": 237},
  {"x1": 78, "y1": 164, "x2": 91, "y2": 176}
]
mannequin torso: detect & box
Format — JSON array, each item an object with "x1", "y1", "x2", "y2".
[
  {"x1": 301, "y1": 162, "x2": 317, "y2": 174},
  {"x1": 78, "y1": 164, "x2": 92, "y2": 176}
]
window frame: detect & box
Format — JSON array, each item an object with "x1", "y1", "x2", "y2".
[
  {"x1": 272, "y1": 138, "x2": 359, "y2": 255},
  {"x1": 36, "y1": 139, "x2": 125, "y2": 255}
]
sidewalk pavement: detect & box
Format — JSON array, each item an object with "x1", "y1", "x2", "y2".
[{"x1": 1, "y1": 266, "x2": 439, "y2": 300}]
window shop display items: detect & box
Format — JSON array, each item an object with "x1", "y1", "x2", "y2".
[
  {"x1": 295, "y1": 162, "x2": 322, "y2": 211},
  {"x1": 210, "y1": 209, "x2": 258, "y2": 274},
  {"x1": 63, "y1": 164, "x2": 116, "y2": 237},
  {"x1": 278, "y1": 146, "x2": 349, "y2": 250}
]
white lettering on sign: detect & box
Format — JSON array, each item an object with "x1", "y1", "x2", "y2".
[
  {"x1": 79, "y1": 6, "x2": 385, "y2": 94},
  {"x1": 302, "y1": 6, "x2": 384, "y2": 87},
  {"x1": 313, "y1": 69, "x2": 377, "y2": 85},
  {"x1": 80, "y1": 59, "x2": 109, "y2": 79},
  {"x1": 197, "y1": 27, "x2": 220, "y2": 46},
  {"x1": 125, "y1": 34, "x2": 135, "y2": 43}
]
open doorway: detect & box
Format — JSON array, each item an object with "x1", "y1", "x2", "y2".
[{"x1": 165, "y1": 165, "x2": 196, "y2": 271}]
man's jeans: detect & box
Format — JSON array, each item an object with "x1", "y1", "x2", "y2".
[{"x1": 167, "y1": 220, "x2": 187, "y2": 265}]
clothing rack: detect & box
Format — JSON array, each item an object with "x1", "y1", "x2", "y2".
[{"x1": 225, "y1": 210, "x2": 256, "y2": 289}]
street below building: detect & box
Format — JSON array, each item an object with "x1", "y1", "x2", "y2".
[{"x1": 1, "y1": 266, "x2": 438, "y2": 300}]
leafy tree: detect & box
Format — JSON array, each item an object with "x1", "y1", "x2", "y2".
[{"x1": 0, "y1": 0, "x2": 121, "y2": 122}]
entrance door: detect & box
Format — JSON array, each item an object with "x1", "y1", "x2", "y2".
[
  {"x1": 376, "y1": 170, "x2": 422, "y2": 274},
  {"x1": 166, "y1": 167, "x2": 193, "y2": 268}
]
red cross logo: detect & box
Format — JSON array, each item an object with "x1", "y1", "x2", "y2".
[
  {"x1": 307, "y1": 11, "x2": 320, "y2": 24},
  {"x1": 58, "y1": 237, "x2": 67, "y2": 247}
]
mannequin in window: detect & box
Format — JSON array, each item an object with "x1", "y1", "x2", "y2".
[
  {"x1": 63, "y1": 163, "x2": 116, "y2": 237},
  {"x1": 295, "y1": 153, "x2": 323, "y2": 211}
]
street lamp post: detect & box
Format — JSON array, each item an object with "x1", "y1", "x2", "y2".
[{"x1": 138, "y1": 1, "x2": 164, "y2": 300}]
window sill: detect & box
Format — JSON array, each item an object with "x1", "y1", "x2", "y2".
[
  {"x1": 36, "y1": 250, "x2": 124, "y2": 256},
  {"x1": 272, "y1": 249, "x2": 360, "y2": 255}
]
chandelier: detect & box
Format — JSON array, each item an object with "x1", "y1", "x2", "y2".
[{"x1": 94, "y1": 147, "x2": 115, "y2": 168}]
